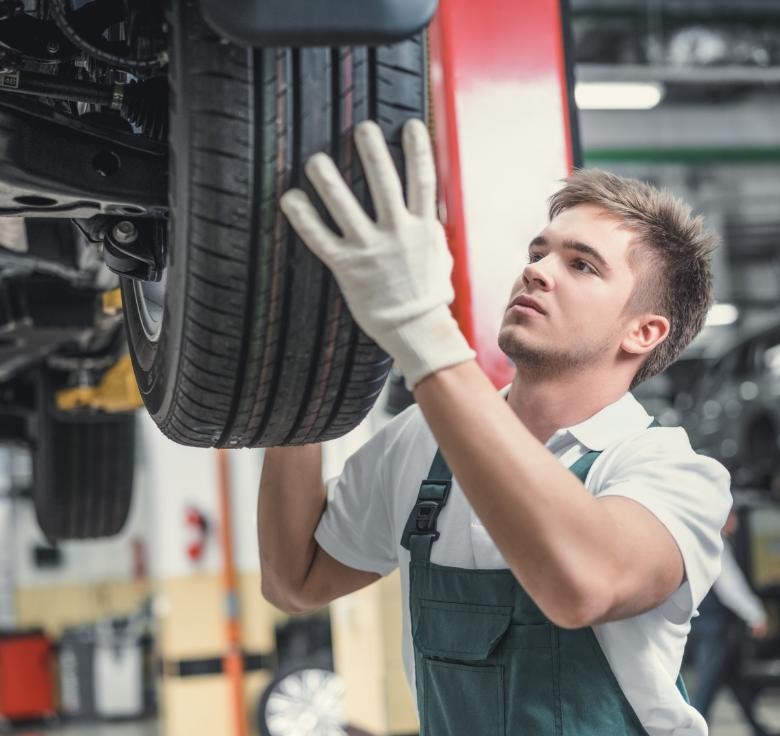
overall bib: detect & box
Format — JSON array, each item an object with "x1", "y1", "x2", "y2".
[{"x1": 401, "y1": 447, "x2": 689, "y2": 736}]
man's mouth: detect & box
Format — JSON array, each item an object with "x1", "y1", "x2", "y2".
[{"x1": 510, "y1": 295, "x2": 546, "y2": 315}]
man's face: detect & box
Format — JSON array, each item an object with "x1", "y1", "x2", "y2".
[{"x1": 498, "y1": 204, "x2": 640, "y2": 377}]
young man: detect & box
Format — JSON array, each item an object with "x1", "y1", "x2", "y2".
[{"x1": 259, "y1": 119, "x2": 732, "y2": 735}]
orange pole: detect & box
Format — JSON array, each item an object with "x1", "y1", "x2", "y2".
[{"x1": 216, "y1": 449, "x2": 248, "y2": 736}]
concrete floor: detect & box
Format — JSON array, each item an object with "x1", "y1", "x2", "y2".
[
  {"x1": 7, "y1": 690, "x2": 778, "y2": 735},
  {"x1": 710, "y1": 690, "x2": 780, "y2": 735},
  {"x1": 12, "y1": 721, "x2": 159, "y2": 736}
]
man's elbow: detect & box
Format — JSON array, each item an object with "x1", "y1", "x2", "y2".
[
  {"x1": 260, "y1": 575, "x2": 319, "y2": 616},
  {"x1": 547, "y1": 600, "x2": 602, "y2": 630},
  {"x1": 540, "y1": 581, "x2": 612, "y2": 630}
]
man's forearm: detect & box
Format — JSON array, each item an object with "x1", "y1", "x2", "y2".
[
  {"x1": 258, "y1": 444, "x2": 326, "y2": 611},
  {"x1": 413, "y1": 361, "x2": 623, "y2": 627}
]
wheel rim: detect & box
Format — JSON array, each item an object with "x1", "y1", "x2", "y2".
[
  {"x1": 132, "y1": 269, "x2": 167, "y2": 343},
  {"x1": 264, "y1": 668, "x2": 346, "y2": 736}
]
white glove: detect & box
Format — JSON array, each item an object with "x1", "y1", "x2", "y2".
[{"x1": 279, "y1": 118, "x2": 475, "y2": 390}]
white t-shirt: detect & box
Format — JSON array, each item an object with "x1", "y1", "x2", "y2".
[{"x1": 315, "y1": 389, "x2": 732, "y2": 736}]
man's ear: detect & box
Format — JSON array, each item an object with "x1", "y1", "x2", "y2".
[{"x1": 621, "y1": 314, "x2": 670, "y2": 356}]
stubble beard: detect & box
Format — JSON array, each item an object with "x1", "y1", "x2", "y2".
[{"x1": 497, "y1": 325, "x2": 613, "y2": 381}]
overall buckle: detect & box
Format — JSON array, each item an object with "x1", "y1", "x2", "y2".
[
  {"x1": 401, "y1": 479, "x2": 451, "y2": 550},
  {"x1": 413, "y1": 500, "x2": 443, "y2": 538}
]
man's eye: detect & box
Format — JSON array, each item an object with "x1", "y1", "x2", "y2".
[
  {"x1": 572, "y1": 259, "x2": 596, "y2": 274},
  {"x1": 528, "y1": 252, "x2": 543, "y2": 263}
]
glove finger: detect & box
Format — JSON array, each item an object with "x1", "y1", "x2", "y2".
[
  {"x1": 279, "y1": 189, "x2": 341, "y2": 265},
  {"x1": 304, "y1": 153, "x2": 375, "y2": 242},
  {"x1": 354, "y1": 120, "x2": 406, "y2": 228},
  {"x1": 403, "y1": 119, "x2": 437, "y2": 219},
  {"x1": 438, "y1": 237, "x2": 456, "y2": 305}
]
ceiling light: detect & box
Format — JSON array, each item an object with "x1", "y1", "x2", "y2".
[
  {"x1": 705, "y1": 303, "x2": 739, "y2": 327},
  {"x1": 574, "y1": 81, "x2": 665, "y2": 110}
]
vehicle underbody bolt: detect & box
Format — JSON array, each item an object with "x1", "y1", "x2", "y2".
[{"x1": 112, "y1": 220, "x2": 138, "y2": 244}]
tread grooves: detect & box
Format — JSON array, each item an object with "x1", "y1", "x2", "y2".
[
  {"x1": 190, "y1": 241, "x2": 247, "y2": 265},
  {"x1": 368, "y1": 47, "x2": 378, "y2": 120},
  {"x1": 250, "y1": 47, "x2": 297, "y2": 446},
  {"x1": 129, "y1": 2, "x2": 422, "y2": 449},
  {"x1": 191, "y1": 145, "x2": 250, "y2": 162},
  {"x1": 34, "y1": 373, "x2": 135, "y2": 540},
  {"x1": 282, "y1": 48, "x2": 338, "y2": 446},
  {"x1": 215, "y1": 48, "x2": 263, "y2": 447}
]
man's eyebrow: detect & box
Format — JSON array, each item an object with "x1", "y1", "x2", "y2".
[
  {"x1": 528, "y1": 235, "x2": 610, "y2": 271},
  {"x1": 563, "y1": 239, "x2": 610, "y2": 270}
]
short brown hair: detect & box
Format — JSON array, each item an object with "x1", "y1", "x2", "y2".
[{"x1": 547, "y1": 168, "x2": 717, "y2": 389}]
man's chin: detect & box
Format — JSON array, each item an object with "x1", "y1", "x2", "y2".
[{"x1": 497, "y1": 331, "x2": 545, "y2": 365}]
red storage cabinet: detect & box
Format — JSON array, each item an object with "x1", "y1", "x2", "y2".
[{"x1": 0, "y1": 629, "x2": 55, "y2": 721}]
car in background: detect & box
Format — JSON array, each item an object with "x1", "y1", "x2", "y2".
[
  {"x1": 675, "y1": 317, "x2": 780, "y2": 492},
  {"x1": 632, "y1": 352, "x2": 715, "y2": 428}
]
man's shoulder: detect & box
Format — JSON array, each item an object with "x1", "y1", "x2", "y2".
[
  {"x1": 600, "y1": 420, "x2": 697, "y2": 458},
  {"x1": 589, "y1": 421, "x2": 731, "y2": 494}
]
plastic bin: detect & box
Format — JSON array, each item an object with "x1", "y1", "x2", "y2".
[{"x1": 0, "y1": 628, "x2": 55, "y2": 721}]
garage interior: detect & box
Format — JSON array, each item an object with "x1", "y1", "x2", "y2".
[{"x1": 0, "y1": 1, "x2": 779, "y2": 735}]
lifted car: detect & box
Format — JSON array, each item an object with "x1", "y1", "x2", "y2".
[{"x1": 0, "y1": 0, "x2": 433, "y2": 539}]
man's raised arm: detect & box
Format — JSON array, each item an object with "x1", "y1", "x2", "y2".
[{"x1": 258, "y1": 445, "x2": 379, "y2": 614}]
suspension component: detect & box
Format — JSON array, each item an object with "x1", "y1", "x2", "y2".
[
  {"x1": 0, "y1": 69, "x2": 113, "y2": 105},
  {"x1": 0, "y1": 72, "x2": 167, "y2": 140},
  {"x1": 114, "y1": 76, "x2": 167, "y2": 140},
  {"x1": 0, "y1": 1, "x2": 22, "y2": 22},
  {"x1": 103, "y1": 218, "x2": 165, "y2": 282},
  {"x1": 49, "y1": 0, "x2": 167, "y2": 74}
]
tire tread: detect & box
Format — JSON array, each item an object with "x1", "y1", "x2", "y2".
[{"x1": 126, "y1": 0, "x2": 425, "y2": 447}]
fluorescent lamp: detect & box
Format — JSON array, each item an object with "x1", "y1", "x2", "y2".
[
  {"x1": 574, "y1": 81, "x2": 664, "y2": 110},
  {"x1": 705, "y1": 303, "x2": 739, "y2": 327}
]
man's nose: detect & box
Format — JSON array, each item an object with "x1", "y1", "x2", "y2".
[{"x1": 522, "y1": 258, "x2": 554, "y2": 290}]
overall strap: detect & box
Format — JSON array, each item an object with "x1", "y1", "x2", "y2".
[
  {"x1": 568, "y1": 418, "x2": 658, "y2": 482},
  {"x1": 400, "y1": 442, "x2": 610, "y2": 562},
  {"x1": 400, "y1": 449, "x2": 452, "y2": 563},
  {"x1": 568, "y1": 450, "x2": 602, "y2": 483}
]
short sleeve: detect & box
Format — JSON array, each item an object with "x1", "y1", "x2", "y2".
[
  {"x1": 314, "y1": 420, "x2": 399, "y2": 577},
  {"x1": 593, "y1": 427, "x2": 732, "y2": 624}
]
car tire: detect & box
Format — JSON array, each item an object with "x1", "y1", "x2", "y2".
[
  {"x1": 33, "y1": 374, "x2": 136, "y2": 541},
  {"x1": 121, "y1": 0, "x2": 427, "y2": 448}
]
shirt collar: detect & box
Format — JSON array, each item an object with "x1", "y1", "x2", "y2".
[{"x1": 499, "y1": 384, "x2": 652, "y2": 451}]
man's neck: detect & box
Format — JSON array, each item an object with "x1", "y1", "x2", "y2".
[{"x1": 506, "y1": 367, "x2": 630, "y2": 445}]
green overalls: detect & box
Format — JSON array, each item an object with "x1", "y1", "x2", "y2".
[{"x1": 401, "y1": 447, "x2": 689, "y2": 736}]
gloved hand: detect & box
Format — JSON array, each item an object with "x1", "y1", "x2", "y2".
[{"x1": 279, "y1": 118, "x2": 475, "y2": 390}]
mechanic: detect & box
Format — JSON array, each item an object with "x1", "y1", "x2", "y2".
[{"x1": 258, "y1": 119, "x2": 732, "y2": 735}]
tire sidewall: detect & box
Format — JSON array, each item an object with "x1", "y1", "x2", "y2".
[{"x1": 122, "y1": 0, "x2": 190, "y2": 426}]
